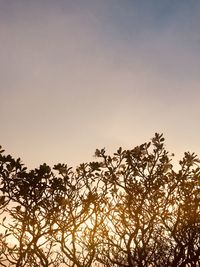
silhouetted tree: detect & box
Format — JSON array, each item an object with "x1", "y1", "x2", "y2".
[
  {"x1": 0, "y1": 134, "x2": 199, "y2": 266},
  {"x1": 0, "y1": 160, "x2": 62, "y2": 266},
  {"x1": 94, "y1": 134, "x2": 200, "y2": 267},
  {"x1": 48, "y1": 162, "x2": 108, "y2": 267}
]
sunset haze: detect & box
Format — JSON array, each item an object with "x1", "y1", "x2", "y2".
[{"x1": 1, "y1": 0, "x2": 200, "y2": 168}]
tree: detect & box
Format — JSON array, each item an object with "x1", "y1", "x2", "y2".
[
  {"x1": 94, "y1": 134, "x2": 200, "y2": 267},
  {"x1": 0, "y1": 134, "x2": 199, "y2": 266},
  {"x1": 0, "y1": 160, "x2": 62, "y2": 266}
]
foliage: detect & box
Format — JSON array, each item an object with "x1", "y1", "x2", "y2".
[{"x1": 0, "y1": 134, "x2": 199, "y2": 266}]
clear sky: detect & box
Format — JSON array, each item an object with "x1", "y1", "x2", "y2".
[{"x1": 0, "y1": 0, "x2": 200, "y2": 168}]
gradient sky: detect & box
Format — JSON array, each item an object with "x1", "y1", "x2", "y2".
[{"x1": 1, "y1": 0, "x2": 200, "y2": 169}]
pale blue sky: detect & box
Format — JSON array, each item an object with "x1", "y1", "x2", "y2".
[{"x1": 0, "y1": 0, "x2": 200, "y2": 168}]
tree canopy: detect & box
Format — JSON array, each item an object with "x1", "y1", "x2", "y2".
[{"x1": 0, "y1": 133, "x2": 199, "y2": 266}]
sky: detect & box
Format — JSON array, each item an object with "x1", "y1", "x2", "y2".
[{"x1": 0, "y1": 0, "x2": 200, "y2": 169}]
